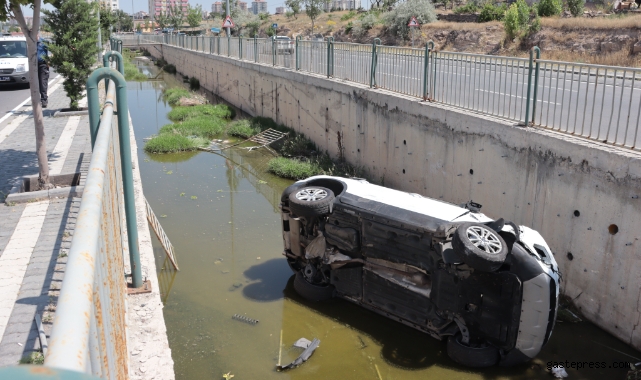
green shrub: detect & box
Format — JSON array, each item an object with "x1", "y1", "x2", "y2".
[
  {"x1": 383, "y1": 0, "x2": 437, "y2": 39},
  {"x1": 167, "y1": 105, "x2": 235, "y2": 122},
  {"x1": 280, "y1": 134, "x2": 316, "y2": 157},
  {"x1": 267, "y1": 157, "x2": 322, "y2": 179},
  {"x1": 164, "y1": 64, "x2": 177, "y2": 74},
  {"x1": 345, "y1": 21, "x2": 354, "y2": 33},
  {"x1": 454, "y1": 2, "x2": 480, "y2": 14},
  {"x1": 567, "y1": 0, "x2": 585, "y2": 16},
  {"x1": 163, "y1": 88, "x2": 192, "y2": 106},
  {"x1": 156, "y1": 58, "x2": 168, "y2": 67},
  {"x1": 360, "y1": 14, "x2": 377, "y2": 30},
  {"x1": 341, "y1": 10, "x2": 357, "y2": 21},
  {"x1": 537, "y1": 0, "x2": 562, "y2": 16},
  {"x1": 478, "y1": 3, "x2": 507, "y2": 22},
  {"x1": 503, "y1": 0, "x2": 530, "y2": 39},
  {"x1": 144, "y1": 134, "x2": 202, "y2": 153},
  {"x1": 227, "y1": 120, "x2": 261, "y2": 138},
  {"x1": 159, "y1": 116, "x2": 227, "y2": 139}
]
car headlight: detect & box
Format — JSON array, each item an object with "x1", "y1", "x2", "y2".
[{"x1": 15, "y1": 64, "x2": 26, "y2": 73}]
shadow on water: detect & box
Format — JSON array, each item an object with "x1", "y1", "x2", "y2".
[{"x1": 128, "y1": 56, "x2": 641, "y2": 380}]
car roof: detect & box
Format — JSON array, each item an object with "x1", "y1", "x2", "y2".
[
  {"x1": 0, "y1": 36, "x2": 26, "y2": 41},
  {"x1": 302, "y1": 175, "x2": 493, "y2": 227},
  {"x1": 275, "y1": 36, "x2": 290, "y2": 39}
]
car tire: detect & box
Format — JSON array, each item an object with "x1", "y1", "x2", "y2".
[
  {"x1": 446, "y1": 334, "x2": 499, "y2": 368},
  {"x1": 293, "y1": 271, "x2": 334, "y2": 302},
  {"x1": 452, "y1": 222, "x2": 508, "y2": 272},
  {"x1": 288, "y1": 186, "x2": 335, "y2": 218}
]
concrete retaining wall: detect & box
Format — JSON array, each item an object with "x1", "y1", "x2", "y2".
[{"x1": 145, "y1": 43, "x2": 641, "y2": 351}]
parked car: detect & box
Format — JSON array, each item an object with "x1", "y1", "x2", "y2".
[
  {"x1": 274, "y1": 36, "x2": 294, "y2": 54},
  {"x1": 0, "y1": 35, "x2": 29, "y2": 86},
  {"x1": 279, "y1": 175, "x2": 560, "y2": 368}
]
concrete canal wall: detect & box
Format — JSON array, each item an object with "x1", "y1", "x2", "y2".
[{"x1": 144, "y1": 43, "x2": 641, "y2": 351}]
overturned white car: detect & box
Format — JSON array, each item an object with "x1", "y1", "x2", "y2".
[{"x1": 279, "y1": 175, "x2": 560, "y2": 367}]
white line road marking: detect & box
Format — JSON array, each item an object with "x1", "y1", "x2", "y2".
[
  {"x1": 49, "y1": 116, "x2": 81, "y2": 175},
  {"x1": 0, "y1": 201, "x2": 49, "y2": 342},
  {"x1": 475, "y1": 89, "x2": 561, "y2": 105},
  {"x1": 0, "y1": 75, "x2": 61, "y2": 126},
  {"x1": 0, "y1": 77, "x2": 64, "y2": 145}
]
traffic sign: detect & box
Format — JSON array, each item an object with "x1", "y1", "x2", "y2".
[
  {"x1": 211, "y1": 27, "x2": 221, "y2": 33},
  {"x1": 407, "y1": 16, "x2": 420, "y2": 27},
  {"x1": 272, "y1": 23, "x2": 278, "y2": 29},
  {"x1": 222, "y1": 15, "x2": 235, "y2": 28}
]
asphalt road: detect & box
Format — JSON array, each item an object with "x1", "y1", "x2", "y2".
[{"x1": 0, "y1": 70, "x2": 58, "y2": 120}]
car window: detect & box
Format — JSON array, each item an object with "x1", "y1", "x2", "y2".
[{"x1": 0, "y1": 41, "x2": 27, "y2": 58}]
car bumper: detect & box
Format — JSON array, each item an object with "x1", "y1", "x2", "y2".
[{"x1": 0, "y1": 72, "x2": 30, "y2": 84}]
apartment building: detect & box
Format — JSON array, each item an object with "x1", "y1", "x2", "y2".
[
  {"x1": 212, "y1": 1, "x2": 223, "y2": 13},
  {"x1": 323, "y1": 0, "x2": 360, "y2": 10},
  {"x1": 150, "y1": 0, "x2": 189, "y2": 19},
  {"x1": 251, "y1": 0, "x2": 267, "y2": 14}
]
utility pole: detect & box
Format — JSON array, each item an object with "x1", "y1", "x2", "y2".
[{"x1": 225, "y1": 0, "x2": 230, "y2": 37}]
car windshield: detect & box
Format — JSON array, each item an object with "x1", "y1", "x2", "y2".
[{"x1": 0, "y1": 40, "x2": 27, "y2": 58}]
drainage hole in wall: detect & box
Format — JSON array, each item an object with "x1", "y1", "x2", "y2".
[
  {"x1": 357, "y1": 124, "x2": 360, "y2": 128},
  {"x1": 608, "y1": 224, "x2": 619, "y2": 235},
  {"x1": 574, "y1": 210, "x2": 580, "y2": 217},
  {"x1": 469, "y1": 169, "x2": 474, "y2": 175},
  {"x1": 403, "y1": 140, "x2": 406, "y2": 145},
  {"x1": 357, "y1": 149, "x2": 360, "y2": 152},
  {"x1": 402, "y1": 169, "x2": 405, "y2": 174},
  {"x1": 567, "y1": 252, "x2": 574, "y2": 261}
]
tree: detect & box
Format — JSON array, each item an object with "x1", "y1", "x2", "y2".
[
  {"x1": 114, "y1": 9, "x2": 133, "y2": 32},
  {"x1": 285, "y1": 0, "x2": 301, "y2": 18},
  {"x1": 303, "y1": 0, "x2": 323, "y2": 34},
  {"x1": 186, "y1": 4, "x2": 202, "y2": 27},
  {"x1": 168, "y1": 4, "x2": 184, "y2": 30},
  {"x1": 567, "y1": 0, "x2": 585, "y2": 16},
  {"x1": 44, "y1": 0, "x2": 99, "y2": 110},
  {"x1": 99, "y1": 3, "x2": 116, "y2": 39},
  {"x1": 1, "y1": 0, "x2": 52, "y2": 189},
  {"x1": 383, "y1": 0, "x2": 436, "y2": 39},
  {"x1": 537, "y1": 0, "x2": 561, "y2": 17},
  {"x1": 156, "y1": 11, "x2": 169, "y2": 30}
]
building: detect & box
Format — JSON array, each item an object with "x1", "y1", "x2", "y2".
[
  {"x1": 134, "y1": 11, "x2": 149, "y2": 19},
  {"x1": 323, "y1": 0, "x2": 360, "y2": 10},
  {"x1": 111, "y1": 0, "x2": 119, "y2": 10},
  {"x1": 150, "y1": 0, "x2": 189, "y2": 19},
  {"x1": 251, "y1": 0, "x2": 267, "y2": 14},
  {"x1": 212, "y1": 1, "x2": 223, "y2": 13},
  {"x1": 238, "y1": 1, "x2": 248, "y2": 11},
  {"x1": 275, "y1": 6, "x2": 285, "y2": 13}
]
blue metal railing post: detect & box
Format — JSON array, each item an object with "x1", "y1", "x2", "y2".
[
  {"x1": 102, "y1": 51, "x2": 125, "y2": 96},
  {"x1": 326, "y1": 36, "x2": 334, "y2": 78},
  {"x1": 272, "y1": 36, "x2": 276, "y2": 66},
  {"x1": 254, "y1": 34, "x2": 258, "y2": 63},
  {"x1": 370, "y1": 38, "x2": 381, "y2": 88},
  {"x1": 295, "y1": 35, "x2": 301, "y2": 70},
  {"x1": 531, "y1": 46, "x2": 541, "y2": 125},
  {"x1": 86, "y1": 67, "x2": 143, "y2": 288},
  {"x1": 239, "y1": 35, "x2": 243, "y2": 60},
  {"x1": 423, "y1": 40, "x2": 434, "y2": 101}
]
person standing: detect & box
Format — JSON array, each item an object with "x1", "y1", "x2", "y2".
[{"x1": 37, "y1": 37, "x2": 50, "y2": 108}]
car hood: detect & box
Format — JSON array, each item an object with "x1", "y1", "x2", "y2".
[{"x1": 0, "y1": 57, "x2": 28, "y2": 70}]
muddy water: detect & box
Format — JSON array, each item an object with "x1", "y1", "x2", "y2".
[{"x1": 127, "y1": 59, "x2": 641, "y2": 380}]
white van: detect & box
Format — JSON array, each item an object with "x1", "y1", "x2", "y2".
[{"x1": 0, "y1": 36, "x2": 30, "y2": 86}]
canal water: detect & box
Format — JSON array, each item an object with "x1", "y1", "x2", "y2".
[{"x1": 127, "y1": 58, "x2": 641, "y2": 380}]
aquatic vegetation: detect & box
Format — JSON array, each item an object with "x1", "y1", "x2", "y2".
[
  {"x1": 163, "y1": 88, "x2": 192, "y2": 106},
  {"x1": 227, "y1": 120, "x2": 261, "y2": 139},
  {"x1": 143, "y1": 134, "x2": 205, "y2": 154},
  {"x1": 167, "y1": 105, "x2": 235, "y2": 122}
]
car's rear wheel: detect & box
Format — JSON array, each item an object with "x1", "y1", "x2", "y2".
[
  {"x1": 293, "y1": 271, "x2": 334, "y2": 302},
  {"x1": 446, "y1": 334, "x2": 499, "y2": 368},
  {"x1": 452, "y1": 222, "x2": 508, "y2": 272},
  {"x1": 288, "y1": 186, "x2": 335, "y2": 218}
]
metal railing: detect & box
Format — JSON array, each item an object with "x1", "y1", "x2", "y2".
[
  {"x1": 44, "y1": 56, "x2": 142, "y2": 378},
  {"x1": 121, "y1": 33, "x2": 641, "y2": 150}
]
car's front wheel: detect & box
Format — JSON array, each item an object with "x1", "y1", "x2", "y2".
[
  {"x1": 446, "y1": 334, "x2": 499, "y2": 368},
  {"x1": 288, "y1": 186, "x2": 335, "y2": 218},
  {"x1": 452, "y1": 222, "x2": 508, "y2": 272}
]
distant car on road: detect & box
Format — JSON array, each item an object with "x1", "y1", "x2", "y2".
[
  {"x1": 0, "y1": 35, "x2": 29, "y2": 86},
  {"x1": 274, "y1": 36, "x2": 294, "y2": 54},
  {"x1": 280, "y1": 175, "x2": 560, "y2": 368}
]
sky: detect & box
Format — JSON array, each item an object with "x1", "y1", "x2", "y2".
[{"x1": 21, "y1": 0, "x2": 290, "y2": 17}]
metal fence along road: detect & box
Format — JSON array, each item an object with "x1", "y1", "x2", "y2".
[
  {"x1": 42, "y1": 54, "x2": 143, "y2": 378},
  {"x1": 118, "y1": 33, "x2": 641, "y2": 150}
]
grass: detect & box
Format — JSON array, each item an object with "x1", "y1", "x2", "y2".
[
  {"x1": 267, "y1": 157, "x2": 322, "y2": 180},
  {"x1": 164, "y1": 64, "x2": 177, "y2": 74},
  {"x1": 159, "y1": 116, "x2": 227, "y2": 139},
  {"x1": 19, "y1": 352, "x2": 44, "y2": 365},
  {"x1": 167, "y1": 105, "x2": 235, "y2": 122},
  {"x1": 122, "y1": 50, "x2": 149, "y2": 81},
  {"x1": 163, "y1": 88, "x2": 192, "y2": 106},
  {"x1": 540, "y1": 14, "x2": 641, "y2": 30},
  {"x1": 227, "y1": 120, "x2": 261, "y2": 139},
  {"x1": 143, "y1": 134, "x2": 207, "y2": 153}
]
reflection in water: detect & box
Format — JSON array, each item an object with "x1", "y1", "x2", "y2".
[
  {"x1": 147, "y1": 151, "x2": 199, "y2": 163},
  {"x1": 128, "y1": 59, "x2": 641, "y2": 380},
  {"x1": 157, "y1": 253, "x2": 178, "y2": 304}
]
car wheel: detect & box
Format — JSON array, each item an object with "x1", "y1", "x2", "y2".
[
  {"x1": 288, "y1": 186, "x2": 335, "y2": 218},
  {"x1": 293, "y1": 271, "x2": 334, "y2": 302},
  {"x1": 446, "y1": 334, "x2": 499, "y2": 368},
  {"x1": 452, "y1": 222, "x2": 508, "y2": 272}
]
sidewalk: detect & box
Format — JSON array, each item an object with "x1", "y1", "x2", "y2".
[{"x1": 0, "y1": 76, "x2": 91, "y2": 365}]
